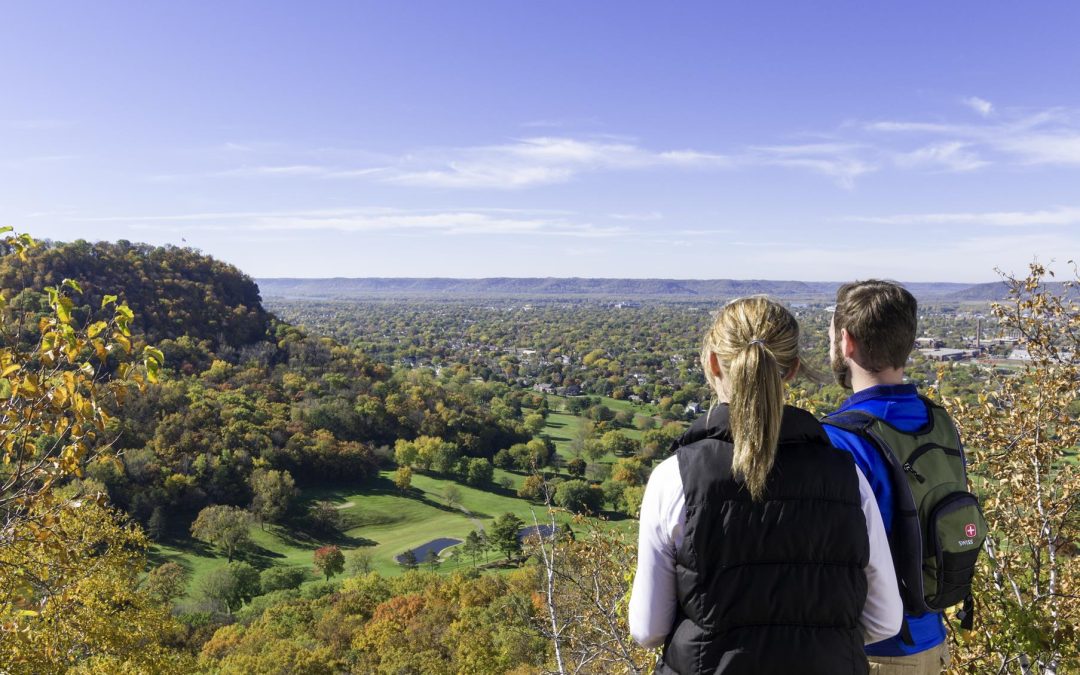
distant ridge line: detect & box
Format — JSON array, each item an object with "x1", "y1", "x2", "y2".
[{"x1": 257, "y1": 277, "x2": 1010, "y2": 301}]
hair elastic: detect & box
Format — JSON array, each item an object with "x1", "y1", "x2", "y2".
[{"x1": 748, "y1": 338, "x2": 767, "y2": 347}]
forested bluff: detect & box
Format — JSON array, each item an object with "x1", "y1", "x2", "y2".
[{"x1": 0, "y1": 235, "x2": 1075, "y2": 674}]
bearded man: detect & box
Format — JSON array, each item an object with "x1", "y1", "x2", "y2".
[{"x1": 823, "y1": 280, "x2": 952, "y2": 674}]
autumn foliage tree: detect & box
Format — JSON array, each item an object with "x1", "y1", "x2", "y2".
[
  {"x1": 143, "y1": 562, "x2": 189, "y2": 605},
  {"x1": 527, "y1": 515, "x2": 654, "y2": 674},
  {"x1": 945, "y1": 263, "x2": 1080, "y2": 674},
  {"x1": 198, "y1": 570, "x2": 546, "y2": 674},
  {"x1": 0, "y1": 500, "x2": 193, "y2": 673},
  {"x1": 0, "y1": 238, "x2": 270, "y2": 350},
  {"x1": 0, "y1": 228, "x2": 186, "y2": 672},
  {"x1": 393, "y1": 464, "x2": 413, "y2": 493},
  {"x1": 0, "y1": 230, "x2": 160, "y2": 538},
  {"x1": 314, "y1": 545, "x2": 345, "y2": 581}
]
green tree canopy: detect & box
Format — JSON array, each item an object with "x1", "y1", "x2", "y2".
[
  {"x1": 249, "y1": 468, "x2": 298, "y2": 525},
  {"x1": 554, "y1": 480, "x2": 604, "y2": 515},
  {"x1": 490, "y1": 512, "x2": 525, "y2": 560},
  {"x1": 190, "y1": 505, "x2": 253, "y2": 562}
]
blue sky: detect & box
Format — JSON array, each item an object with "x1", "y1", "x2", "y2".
[{"x1": 2, "y1": 2, "x2": 1079, "y2": 282}]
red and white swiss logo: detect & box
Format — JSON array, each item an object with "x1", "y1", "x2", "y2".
[{"x1": 964, "y1": 523, "x2": 978, "y2": 538}]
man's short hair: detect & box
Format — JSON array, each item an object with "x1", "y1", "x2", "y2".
[{"x1": 834, "y1": 279, "x2": 917, "y2": 372}]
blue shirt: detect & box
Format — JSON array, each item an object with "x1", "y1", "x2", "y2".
[{"x1": 824, "y1": 384, "x2": 947, "y2": 657}]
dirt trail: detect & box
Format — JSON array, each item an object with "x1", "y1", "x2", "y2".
[{"x1": 457, "y1": 504, "x2": 484, "y2": 529}]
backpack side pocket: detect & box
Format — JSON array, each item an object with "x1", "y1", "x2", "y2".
[{"x1": 924, "y1": 491, "x2": 986, "y2": 610}]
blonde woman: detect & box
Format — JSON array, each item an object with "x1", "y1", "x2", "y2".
[{"x1": 629, "y1": 297, "x2": 901, "y2": 675}]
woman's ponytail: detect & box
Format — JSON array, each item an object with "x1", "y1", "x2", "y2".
[
  {"x1": 727, "y1": 341, "x2": 784, "y2": 501},
  {"x1": 699, "y1": 297, "x2": 802, "y2": 501}
]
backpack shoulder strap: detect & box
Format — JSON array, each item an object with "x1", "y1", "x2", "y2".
[
  {"x1": 821, "y1": 409, "x2": 902, "y2": 487},
  {"x1": 820, "y1": 409, "x2": 878, "y2": 435}
]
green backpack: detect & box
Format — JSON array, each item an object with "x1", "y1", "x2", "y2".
[{"x1": 823, "y1": 396, "x2": 986, "y2": 619}]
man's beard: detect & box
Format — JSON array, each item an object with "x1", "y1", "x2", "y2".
[{"x1": 831, "y1": 339, "x2": 852, "y2": 389}]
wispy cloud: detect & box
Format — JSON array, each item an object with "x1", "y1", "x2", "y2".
[
  {"x1": 607, "y1": 211, "x2": 664, "y2": 221},
  {"x1": 162, "y1": 103, "x2": 1080, "y2": 192},
  {"x1": 520, "y1": 116, "x2": 602, "y2": 129},
  {"x1": 148, "y1": 162, "x2": 389, "y2": 183},
  {"x1": 218, "y1": 164, "x2": 329, "y2": 177},
  {"x1": 843, "y1": 205, "x2": 1080, "y2": 227},
  {"x1": 383, "y1": 137, "x2": 882, "y2": 190},
  {"x1": 864, "y1": 107, "x2": 1080, "y2": 166},
  {"x1": 385, "y1": 136, "x2": 733, "y2": 189},
  {"x1": 670, "y1": 228, "x2": 734, "y2": 236},
  {"x1": 213, "y1": 164, "x2": 388, "y2": 179},
  {"x1": 749, "y1": 143, "x2": 877, "y2": 188},
  {"x1": 962, "y1": 97, "x2": 994, "y2": 117},
  {"x1": 371, "y1": 109, "x2": 1080, "y2": 190},
  {"x1": 994, "y1": 133, "x2": 1080, "y2": 166},
  {"x1": 893, "y1": 142, "x2": 986, "y2": 172},
  {"x1": 77, "y1": 207, "x2": 626, "y2": 238},
  {"x1": 864, "y1": 121, "x2": 963, "y2": 134}
]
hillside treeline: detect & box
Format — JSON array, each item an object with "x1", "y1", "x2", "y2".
[{"x1": 0, "y1": 239, "x2": 270, "y2": 349}]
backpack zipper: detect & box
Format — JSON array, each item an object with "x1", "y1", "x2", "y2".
[
  {"x1": 903, "y1": 462, "x2": 926, "y2": 483},
  {"x1": 904, "y1": 443, "x2": 962, "y2": 484},
  {"x1": 907, "y1": 442, "x2": 961, "y2": 465}
]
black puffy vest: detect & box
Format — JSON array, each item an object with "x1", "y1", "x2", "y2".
[{"x1": 657, "y1": 405, "x2": 869, "y2": 675}]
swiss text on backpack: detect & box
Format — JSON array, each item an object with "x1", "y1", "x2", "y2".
[{"x1": 823, "y1": 396, "x2": 986, "y2": 617}]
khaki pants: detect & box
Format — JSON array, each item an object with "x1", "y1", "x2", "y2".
[{"x1": 868, "y1": 642, "x2": 950, "y2": 674}]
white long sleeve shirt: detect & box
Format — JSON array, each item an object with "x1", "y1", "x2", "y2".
[{"x1": 629, "y1": 456, "x2": 902, "y2": 649}]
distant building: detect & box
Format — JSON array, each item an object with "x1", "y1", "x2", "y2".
[
  {"x1": 921, "y1": 348, "x2": 979, "y2": 362},
  {"x1": 533, "y1": 383, "x2": 555, "y2": 394},
  {"x1": 915, "y1": 337, "x2": 945, "y2": 349},
  {"x1": 1007, "y1": 348, "x2": 1075, "y2": 363}
]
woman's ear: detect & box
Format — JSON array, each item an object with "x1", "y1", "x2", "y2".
[{"x1": 709, "y1": 352, "x2": 723, "y2": 379}]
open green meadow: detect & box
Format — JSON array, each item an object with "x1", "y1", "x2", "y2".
[
  {"x1": 153, "y1": 470, "x2": 575, "y2": 598},
  {"x1": 150, "y1": 403, "x2": 636, "y2": 599}
]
